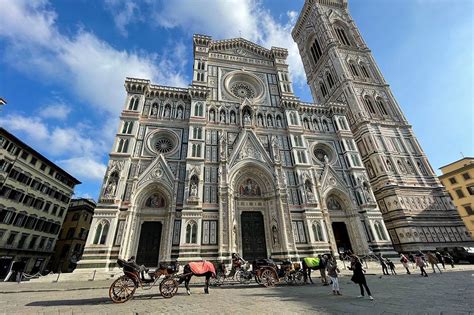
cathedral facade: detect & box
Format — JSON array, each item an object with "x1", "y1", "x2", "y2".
[{"x1": 77, "y1": 0, "x2": 471, "y2": 271}]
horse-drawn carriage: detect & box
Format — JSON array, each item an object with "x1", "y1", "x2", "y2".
[{"x1": 109, "y1": 259, "x2": 180, "y2": 303}]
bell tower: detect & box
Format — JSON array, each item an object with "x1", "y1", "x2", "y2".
[{"x1": 292, "y1": 0, "x2": 472, "y2": 252}]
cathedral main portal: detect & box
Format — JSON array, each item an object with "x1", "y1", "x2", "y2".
[
  {"x1": 241, "y1": 212, "x2": 267, "y2": 261},
  {"x1": 136, "y1": 222, "x2": 162, "y2": 266}
]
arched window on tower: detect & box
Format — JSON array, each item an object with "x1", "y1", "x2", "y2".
[
  {"x1": 310, "y1": 37, "x2": 323, "y2": 65},
  {"x1": 326, "y1": 72, "x2": 335, "y2": 89},
  {"x1": 320, "y1": 81, "x2": 328, "y2": 98},
  {"x1": 185, "y1": 221, "x2": 197, "y2": 243},
  {"x1": 334, "y1": 25, "x2": 351, "y2": 46},
  {"x1": 363, "y1": 97, "x2": 376, "y2": 114},
  {"x1": 349, "y1": 62, "x2": 359, "y2": 77},
  {"x1": 376, "y1": 98, "x2": 389, "y2": 116},
  {"x1": 374, "y1": 221, "x2": 387, "y2": 241},
  {"x1": 93, "y1": 220, "x2": 110, "y2": 245},
  {"x1": 312, "y1": 222, "x2": 325, "y2": 241},
  {"x1": 289, "y1": 112, "x2": 298, "y2": 125},
  {"x1": 360, "y1": 63, "x2": 371, "y2": 78},
  {"x1": 128, "y1": 97, "x2": 139, "y2": 110}
]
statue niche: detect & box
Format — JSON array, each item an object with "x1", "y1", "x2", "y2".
[
  {"x1": 239, "y1": 178, "x2": 262, "y2": 197},
  {"x1": 145, "y1": 193, "x2": 166, "y2": 208}
]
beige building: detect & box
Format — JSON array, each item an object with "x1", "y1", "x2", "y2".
[
  {"x1": 51, "y1": 198, "x2": 95, "y2": 273},
  {"x1": 0, "y1": 128, "x2": 80, "y2": 278},
  {"x1": 439, "y1": 158, "x2": 474, "y2": 239}
]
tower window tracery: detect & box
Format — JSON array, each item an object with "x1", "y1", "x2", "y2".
[{"x1": 310, "y1": 37, "x2": 323, "y2": 65}]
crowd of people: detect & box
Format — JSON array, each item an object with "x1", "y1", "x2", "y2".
[{"x1": 313, "y1": 249, "x2": 457, "y2": 302}]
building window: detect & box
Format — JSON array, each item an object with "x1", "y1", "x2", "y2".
[
  {"x1": 117, "y1": 138, "x2": 129, "y2": 153},
  {"x1": 310, "y1": 38, "x2": 323, "y2": 65},
  {"x1": 38, "y1": 237, "x2": 46, "y2": 249},
  {"x1": 312, "y1": 222, "x2": 325, "y2": 241},
  {"x1": 349, "y1": 62, "x2": 359, "y2": 77},
  {"x1": 194, "y1": 102, "x2": 204, "y2": 116},
  {"x1": 93, "y1": 221, "x2": 109, "y2": 245},
  {"x1": 363, "y1": 97, "x2": 376, "y2": 114},
  {"x1": 374, "y1": 221, "x2": 387, "y2": 241},
  {"x1": 66, "y1": 228, "x2": 75, "y2": 239},
  {"x1": 467, "y1": 185, "x2": 474, "y2": 196},
  {"x1": 376, "y1": 98, "x2": 389, "y2": 116},
  {"x1": 334, "y1": 26, "x2": 351, "y2": 46},
  {"x1": 292, "y1": 221, "x2": 307, "y2": 244},
  {"x1": 20, "y1": 151, "x2": 29, "y2": 160},
  {"x1": 17, "y1": 233, "x2": 29, "y2": 249},
  {"x1": 185, "y1": 221, "x2": 197, "y2": 244},
  {"x1": 464, "y1": 205, "x2": 473, "y2": 215},
  {"x1": 30, "y1": 157, "x2": 38, "y2": 167},
  {"x1": 360, "y1": 64, "x2": 370, "y2": 78},
  {"x1": 462, "y1": 172, "x2": 471, "y2": 180},
  {"x1": 289, "y1": 112, "x2": 298, "y2": 125},
  {"x1": 128, "y1": 97, "x2": 139, "y2": 110},
  {"x1": 72, "y1": 213, "x2": 80, "y2": 221},
  {"x1": 455, "y1": 189, "x2": 465, "y2": 199},
  {"x1": 326, "y1": 72, "x2": 335, "y2": 88},
  {"x1": 28, "y1": 235, "x2": 38, "y2": 249},
  {"x1": 449, "y1": 177, "x2": 457, "y2": 184},
  {"x1": 6, "y1": 232, "x2": 17, "y2": 245},
  {"x1": 122, "y1": 121, "x2": 134, "y2": 134},
  {"x1": 202, "y1": 220, "x2": 217, "y2": 245},
  {"x1": 191, "y1": 143, "x2": 202, "y2": 158},
  {"x1": 320, "y1": 82, "x2": 328, "y2": 97}
]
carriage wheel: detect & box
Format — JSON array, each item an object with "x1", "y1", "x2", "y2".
[
  {"x1": 159, "y1": 278, "x2": 179, "y2": 298},
  {"x1": 236, "y1": 270, "x2": 250, "y2": 284},
  {"x1": 294, "y1": 271, "x2": 306, "y2": 286},
  {"x1": 260, "y1": 269, "x2": 277, "y2": 287},
  {"x1": 109, "y1": 275, "x2": 137, "y2": 303}
]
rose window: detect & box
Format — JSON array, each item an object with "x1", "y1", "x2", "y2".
[
  {"x1": 154, "y1": 138, "x2": 173, "y2": 153},
  {"x1": 314, "y1": 149, "x2": 328, "y2": 162},
  {"x1": 146, "y1": 129, "x2": 179, "y2": 156},
  {"x1": 230, "y1": 82, "x2": 256, "y2": 99}
]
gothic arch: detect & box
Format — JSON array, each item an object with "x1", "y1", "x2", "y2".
[
  {"x1": 131, "y1": 182, "x2": 173, "y2": 214},
  {"x1": 229, "y1": 160, "x2": 276, "y2": 197}
]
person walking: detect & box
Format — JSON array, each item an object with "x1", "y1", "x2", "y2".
[
  {"x1": 378, "y1": 254, "x2": 389, "y2": 275},
  {"x1": 327, "y1": 257, "x2": 341, "y2": 295},
  {"x1": 399, "y1": 254, "x2": 411, "y2": 274},
  {"x1": 443, "y1": 253, "x2": 455, "y2": 268},
  {"x1": 415, "y1": 252, "x2": 428, "y2": 277},
  {"x1": 15, "y1": 260, "x2": 26, "y2": 284},
  {"x1": 386, "y1": 258, "x2": 397, "y2": 275},
  {"x1": 349, "y1": 255, "x2": 374, "y2": 300},
  {"x1": 435, "y1": 252, "x2": 445, "y2": 270},
  {"x1": 426, "y1": 251, "x2": 442, "y2": 274},
  {"x1": 318, "y1": 254, "x2": 329, "y2": 286}
]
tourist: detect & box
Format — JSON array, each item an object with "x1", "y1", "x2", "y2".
[
  {"x1": 15, "y1": 260, "x2": 26, "y2": 284},
  {"x1": 408, "y1": 253, "x2": 416, "y2": 269},
  {"x1": 415, "y1": 251, "x2": 428, "y2": 277},
  {"x1": 386, "y1": 258, "x2": 396, "y2": 275},
  {"x1": 399, "y1": 254, "x2": 411, "y2": 274},
  {"x1": 426, "y1": 251, "x2": 442, "y2": 274},
  {"x1": 349, "y1": 255, "x2": 374, "y2": 300},
  {"x1": 378, "y1": 254, "x2": 389, "y2": 275},
  {"x1": 319, "y1": 254, "x2": 329, "y2": 286},
  {"x1": 326, "y1": 256, "x2": 341, "y2": 295},
  {"x1": 443, "y1": 253, "x2": 455, "y2": 268},
  {"x1": 435, "y1": 252, "x2": 445, "y2": 269}
]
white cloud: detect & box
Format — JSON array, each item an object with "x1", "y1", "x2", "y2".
[
  {"x1": 58, "y1": 157, "x2": 107, "y2": 181},
  {"x1": 39, "y1": 103, "x2": 71, "y2": 120},
  {"x1": 147, "y1": 0, "x2": 306, "y2": 86},
  {"x1": 0, "y1": 0, "x2": 187, "y2": 117},
  {"x1": 104, "y1": 0, "x2": 139, "y2": 37}
]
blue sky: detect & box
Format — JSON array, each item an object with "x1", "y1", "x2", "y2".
[{"x1": 0, "y1": 0, "x2": 472, "y2": 200}]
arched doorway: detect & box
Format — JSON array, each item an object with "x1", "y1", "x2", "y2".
[{"x1": 229, "y1": 162, "x2": 282, "y2": 261}]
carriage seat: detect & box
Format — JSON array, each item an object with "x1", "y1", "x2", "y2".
[{"x1": 159, "y1": 262, "x2": 179, "y2": 275}]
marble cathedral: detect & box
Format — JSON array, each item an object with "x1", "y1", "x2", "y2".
[{"x1": 77, "y1": 0, "x2": 471, "y2": 271}]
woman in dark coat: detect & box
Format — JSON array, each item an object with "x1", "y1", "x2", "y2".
[{"x1": 350, "y1": 255, "x2": 373, "y2": 300}]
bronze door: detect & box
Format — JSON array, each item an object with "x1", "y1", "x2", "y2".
[
  {"x1": 136, "y1": 222, "x2": 162, "y2": 266},
  {"x1": 241, "y1": 212, "x2": 267, "y2": 261}
]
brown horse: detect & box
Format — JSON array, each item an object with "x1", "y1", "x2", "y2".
[{"x1": 178, "y1": 261, "x2": 216, "y2": 295}]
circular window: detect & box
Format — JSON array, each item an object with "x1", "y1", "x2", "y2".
[
  {"x1": 146, "y1": 129, "x2": 179, "y2": 156},
  {"x1": 223, "y1": 71, "x2": 265, "y2": 101},
  {"x1": 230, "y1": 82, "x2": 256, "y2": 99},
  {"x1": 313, "y1": 143, "x2": 334, "y2": 164},
  {"x1": 154, "y1": 137, "x2": 174, "y2": 153}
]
